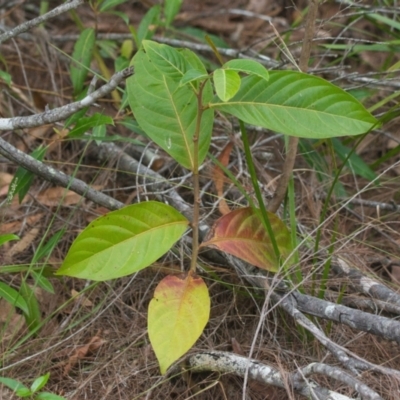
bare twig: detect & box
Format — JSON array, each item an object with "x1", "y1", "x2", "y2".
[
  {"x1": 223, "y1": 252, "x2": 400, "y2": 378},
  {"x1": 0, "y1": 0, "x2": 85, "y2": 44},
  {"x1": 331, "y1": 256, "x2": 400, "y2": 308},
  {"x1": 0, "y1": 67, "x2": 133, "y2": 130},
  {"x1": 185, "y1": 351, "x2": 373, "y2": 400},
  {"x1": 294, "y1": 362, "x2": 383, "y2": 400},
  {"x1": 0, "y1": 137, "x2": 124, "y2": 211}
]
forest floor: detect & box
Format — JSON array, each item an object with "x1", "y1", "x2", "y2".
[{"x1": 1, "y1": 0, "x2": 400, "y2": 399}]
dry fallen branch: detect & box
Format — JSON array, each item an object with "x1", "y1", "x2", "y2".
[
  {"x1": 0, "y1": 0, "x2": 85, "y2": 44},
  {"x1": 0, "y1": 137, "x2": 124, "y2": 211},
  {"x1": 184, "y1": 351, "x2": 382, "y2": 400},
  {"x1": 0, "y1": 67, "x2": 133, "y2": 131},
  {"x1": 332, "y1": 256, "x2": 400, "y2": 309}
]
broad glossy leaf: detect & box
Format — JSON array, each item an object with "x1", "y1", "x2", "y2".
[
  {"x1": 211, "y1": 71, "x2": 378, "y2": 138},
  {"x1": 201, "y1": 207, "x2": 293, "y2": 272},
  {"x1": 70, "y1": 28, "x2": 95, "y2": 95},
  {"x1": 127, "y1": 49, "x2": 214, "y2": 170},
  {"x1": 148, "y1": 273, "x2": 210, "y2": 374},
  {"x1": 213, "y1": 69, "x2": 241, "y2": 102},
  {"x1": 57, "y1": 202, "x2": 188, "y2": 281},
  {"x1": 143, "y1": 40, "x2": 189, "y2": 80},
  {"x1": 223, "y1": 59, "x2": 269, "y2": 81}
]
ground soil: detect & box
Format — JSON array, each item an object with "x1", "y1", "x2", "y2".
[{"x1": 1, "y1": 1, "x2": 400, "y2": 399}]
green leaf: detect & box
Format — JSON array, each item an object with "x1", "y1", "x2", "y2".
[
  {"x1": 64, "y1": 107, "x2": 88, "y2": 128},
  {"x1": 107, "y1": 10, "x2": 130, "y2": 25},
  {"x1": 30, "y1": 373, "x2": 50, "y2": 394},
  {"x1": 164, "y1": 0, "x2": 183, "y2": 26},
  {"x1": 0, "y1": 282, "x2": 29, "y2": 315},
  {"x1": 92, "y1": 124, "x2": 107, "y2": 145},
  {"x1": 0, "y1": 234, "x2": 19, "y2": 247},
  {"x1": 35, "y1": 392, "x2": 67, "y2": 400},
  {"x1": 56, "y1": 201, "x2": 188, "y2": 281},
  {"x1": 201, "y1": 207, "x2": 294, "y2": 272},
  {"x1": 19, "y1": 281, "x2": 41, "y2": 332},
  {"x1": 16, "y1": 387, "x2": 32, "y2": 397},
  {"x1": 0, "y1": 70, "x2": 11, "y2": 86},
  {"x1": 32, "y1": 229, "x2": 66, "y2": 264},
  {"x1": 332, "y1": 138, "x2": 378, "y2": 182},
  {"x1": 179, "y1": 69, "x2": 208, "y2": 87},
  {"x1": 148, "y1": 273, "x2": 210, "y2": 374},
  {"x1": 127, "y1": 48, "x2": 214, "y2": 170},
  {"x1": 136, "y1": 5, "x2": 160, "y2": 46},
  {"x1": 67, "y1": 113, "x2": 113, "y2": 138},
  {"x1": 223, "y1": 59, "x2": 269, "y2": 81},
  {"x1": 120, "y1": 39, "x2": 133, "y2": 59},
  {"x1": 31, "y1": 271, "x2": 54, "y2": 294},
  {"x1": 143, "y1": 40, "x2": 189, "y2": 80},
  {"x1": 211, "y1": 71, "x2": 378, "y2": 138},
  {"x1": 70, "y1": 28, "x2": 96, "y2": 95},
  {"x1": 213, "y1": 68, "x2": 241, "y2": 102},
  {"x1": 99, "y1": 0, "x2": 127, "y2": 12},
  {"x1": 9, "y1": 145, "x2": 47, "y2": 203},
  {"x1": 368, "y1": 13, "x2": 400, "y2": 32},
  {"x1": 0, "y1": 377, "x2": 29, "y2": 393}
]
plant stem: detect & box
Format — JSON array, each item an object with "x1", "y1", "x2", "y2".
[
  {"x1": 190, "y1": 82, "x2": 207, "y2": 273},
  {"x1": 266, "y1": 0, "x2": 318, "y2": 213}
]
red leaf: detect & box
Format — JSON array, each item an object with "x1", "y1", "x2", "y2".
[{"x1": 201, "y1": 207, "x2": 293, "y2": 272}]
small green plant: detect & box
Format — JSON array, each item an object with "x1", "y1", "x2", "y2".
[
  {"x1": 0, "y1": 373, "x2": 66, "y2": 399},
  {"x1": 55, "y1": 38, "x2": 377, "y2": 374}
]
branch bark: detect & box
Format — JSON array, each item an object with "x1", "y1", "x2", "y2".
[
  {"x1": 0, "y1": 67, "x2": 133, "y2": 131},
  {"x1": 0, "y1": 0, "x2": 85, "y2": 44},
  {"x1": 184, "y1": 351, "x2": 382, "y2": 400}
]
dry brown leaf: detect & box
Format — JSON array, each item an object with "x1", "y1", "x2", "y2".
[
  {"x1": 63, "y1": 334, "x2": 107, "y2": 375},
  {"x1": 0, "y1": 172, "x2": 13, "y2": 197},
  {"x1": 36, "y1": 186, "x2": 82, "y2": 207},
  {"x1": 6, "y1": 227, "x2": 40, "y2": 263},
  {"x1": 0, "y1": 213, "x2": 44, "y2": 234},
  {"x1": 0, "y1": 299, "x2": 25, "y2": 342},
  {"x1": 71, "y1": 289, "x2": 93, "y2": 308},
  {"x1": 213, "y1": 142, "x2": 233, "y2": 216}
]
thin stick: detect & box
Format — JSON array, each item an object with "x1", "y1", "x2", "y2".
[
  {"x1": 267, "y1": 0, "x2": 319, "y2": 213},
  {"x1": 189, "y1": 82, "x2": 207, "y2": 273},
  {"x1": 0, "y1": 0, "x2": 85, "y2": 44},
  {"x1": 0, "y1": 137, "x2": 124, "y2": 211},
  {"x1": 0, "y1": 67, "x2": 133, "y2": 130}
]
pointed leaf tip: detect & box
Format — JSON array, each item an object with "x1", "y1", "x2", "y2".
[
  {"x1": 148, "y1": 273, "x2": 210, "y2": 374},
  {"x1": 57, "y1": 201, "x2": 188, "y2": 281}
]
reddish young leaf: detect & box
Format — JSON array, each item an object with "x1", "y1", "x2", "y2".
[{"x1": 201, "y1": 207, "x2": 293, "y2": 272}]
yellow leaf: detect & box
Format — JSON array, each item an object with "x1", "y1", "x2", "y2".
[{"x1": 148, "y1": 273, "x2": 210, "y2": 374}]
